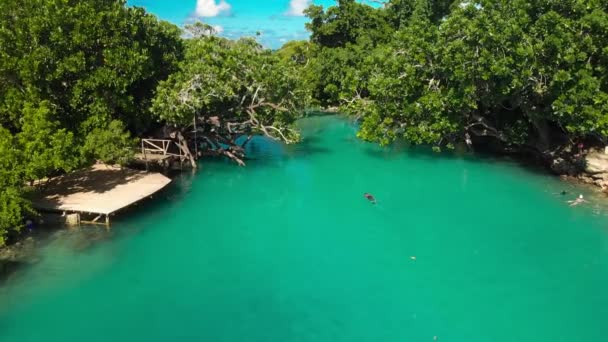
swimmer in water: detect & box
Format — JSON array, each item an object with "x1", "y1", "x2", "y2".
[
  {"x1": 568, "y1": 194, "x2": 587, "y2": 206},
  {"x1": 25, "y1": 219, "x2": 34, "y2": 233},
  {"x1": 560, "y1": 190, "x2": 567, "y2": 196},
  {"x1": 364, "y1": 193, "x2": 376, "y2": 204}
]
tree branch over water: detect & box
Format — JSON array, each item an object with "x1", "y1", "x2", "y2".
[{"x1": 151, "y1": 32, "x2": 309, "y2": 165}]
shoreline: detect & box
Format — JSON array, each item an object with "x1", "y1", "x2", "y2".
[
  {"x1": 0, "y1": 223, "x2": 116, "y2": 285},
  {"x1": 2, "y1": 141, "x2": 608, "y2": 284},
  {"x1": 550, "y1": 149, "x2": 608, "y2": 194},
  {"x1": 1, "y1": 164, "x2": 177, "y2": 284},
  {"x1": 0, "y1": 237, "x2": 39, "y2": 284}
]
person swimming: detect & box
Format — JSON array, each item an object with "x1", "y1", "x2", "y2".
[
  {"x1": 568, "y1": 194, "x2": 587, "y2": 206},
  {"x1": 364, "y1": 193, "x2": 376, "y2": 204},
  {"x1": 25, "y1": 219, "x2": 34, "y2": 233},
  {"x1": 561, "y1": 190, "x2": 568, "y2": 196}
]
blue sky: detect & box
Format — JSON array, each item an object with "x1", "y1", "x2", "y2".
[{"x1": 127, "y1": 0, "x2": 375, "y2": 48}]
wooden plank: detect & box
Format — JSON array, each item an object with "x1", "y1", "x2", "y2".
[
  {"x1": 176, "y1": 132, "x2": 197, "y2": 168},
  {"x1": 143, "y1": 141, "x2": 164, "y2": 152},
  {"x1": 134, "y1": 153, "x2": 172, "y2": 161},
  {"x1": 143, "y1": 139, "x2": 172, "y2": 143},
  {"x1": 30, "y1": 164, "x2": 172, "y2": 215}
]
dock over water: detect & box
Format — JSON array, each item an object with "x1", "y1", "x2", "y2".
[
  {"x1": 31, "y1": 164, "x2": 171, "y2": 224},
  {"x1": 135, "y1": 138, "x2": 197, "y2": 169}
]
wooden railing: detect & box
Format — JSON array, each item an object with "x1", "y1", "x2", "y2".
[
  {"x1": 141, "y1": 139, "x2": 182, "y2": 159},
  {"x1": 140, "y1": 137, "x2": 197, "y2": 168}
]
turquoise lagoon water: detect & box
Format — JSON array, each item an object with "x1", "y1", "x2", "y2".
[{"x1": 1, "y1": 115, "x2": 608, "y2": 341}]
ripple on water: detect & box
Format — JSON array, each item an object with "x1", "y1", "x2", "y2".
[{"x1": 1, "y1": 115, "x2": 608, "y2": 342}]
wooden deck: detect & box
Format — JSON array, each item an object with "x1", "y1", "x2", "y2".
[
  {"x1": 134, "y1": 153, "x2": 172, "y2": 162},
  {"x1": 31, "y1": 164, "x2": 171, "y2": 218},
  {"x1": 137, "y1": 138, "x2": 197, "y2": 168}
]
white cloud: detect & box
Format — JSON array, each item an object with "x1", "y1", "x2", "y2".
[
  {"x1": 195, "y1": 0, "x2": 231, "y2": 17},
  {"x1": 212, "y1": 25, "x2": 224, "y2": 34},
  {"x1": 286, "y1": 0, "x2": 311, "y2": 16}
]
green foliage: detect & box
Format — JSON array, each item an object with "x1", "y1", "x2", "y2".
[
  {"x1": 82, "y1": 120, "x2": 136, "y2": 166},
  {"x1": 0, "y1": 187, "x2": 33, "y2": 246},
  {"x1": 184, "y1": 22, "x2": 221, "y2": 38},
  {"x1": 0, "y1": 0, "x2": 182, "y2": 242},
  {"x1": 152, "y1": 35, "x2": 308, "y2": 143},
  {"x1": 304, "y1": 44, "x2": 368, "y2": 106},
  {"x1": 17, "y1": 101, "x2": 79, "y2": 182},
  {"x1": 3, "y1": 0, "x2": 608, "y2": 241},
  {"x1": 386, "y1": 0, "x2": 456, "y2": 27},
  {"x1": 302, "y1": 1, "x2": 393, "y2": 106},
  {"x1": 305, "y1": 0, "x2": 392, "y2": 48},
  {"x1": 0, "y1": 127, "x2": 23, "y2": 189},
  {"x1": 0, "y1": 127, "x2": 31, "y2": 245},
  {"x1": 0, "y1": 0, "x2": 183, "y2": 134},
  {"x1": 275, "y1": 40, "x2": 314, "y2": 66},
  {"x1": 302, "y1": 0, "x2": 608, "y2": 149}
]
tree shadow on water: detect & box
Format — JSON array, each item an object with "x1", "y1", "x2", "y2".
[
  {"x1": 363, "y1": 143, "x2": 553, "y2": 176},
  {"x1": 242, "y1": 135, "x2": 332, "y2": 166}
]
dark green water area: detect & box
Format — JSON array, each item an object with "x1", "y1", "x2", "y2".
[{"x1": 1, "y1": 115, "x2": 608, "y2": 341}]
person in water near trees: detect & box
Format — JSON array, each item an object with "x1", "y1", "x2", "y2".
[
  {"x1": 364, "y1": 193, "x2": 376, "y2": 204},
  {"x1": 25, "y1": 219, "x2": 34, "y2": 233},
  {"x1": 568, "y1": 194, "x2": 587, "y2": 207}
]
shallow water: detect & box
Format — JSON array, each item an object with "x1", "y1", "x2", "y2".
[{"x1": 1, "y1": 115, "x2": 608, "y2": 341}]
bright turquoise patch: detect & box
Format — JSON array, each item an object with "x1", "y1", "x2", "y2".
[{"x1": 1, "y1": 116, "x2": 607, "y2": 341}]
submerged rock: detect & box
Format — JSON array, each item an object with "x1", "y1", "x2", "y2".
[
  {"x1": 0, "y1": 237, "x2": 39, "y2": 264},
  {"x1": 0, "y1": 237, "x2": 40, "y2": 282}
]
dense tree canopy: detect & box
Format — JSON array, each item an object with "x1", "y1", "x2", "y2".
[
  {"x1": 299, "y1": 0, "x2": 608, "y2": 153},
  {"x1": 0, "y1": 0, "x2": 182, "y2": 242},
  {"x1": 152, "y1": 24, "x2": 308, "y2": 165},
  {"x1": 301, "y1": 0, "x2": 391, "y2": 106},
  {"x1": 2, "y1": 0, "x2": 608, "y2": 244},
  {"x1": 0, "y1": 0, "x2": 183, "y2": 134},
  {"x1": 305, "y1": 0, "x2": 392, "y2": 48}
]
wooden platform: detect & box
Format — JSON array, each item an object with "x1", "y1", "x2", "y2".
[
  {"x1": 31, "y1": 164, "x2": 172, "y2": 218},
  {"x1": 137, "y1": 138, "x2": 197, "y2": 168},
  {"x1": 134, "y1": 153, "x2": 171, "y2": 162}
]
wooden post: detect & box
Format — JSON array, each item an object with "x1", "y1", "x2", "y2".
[
  {"x1": 176, "y1": 132, "x2": 197, "y2": 168},
  {"x1": 105, "y1": 214, "x2": 110, "y2": 227},
  {"x1": 142, "y1": 140, "x2": 149, "y2": 171},
  {"x1": 65, "y1": 213, "x2": 80, "y2": 226}
]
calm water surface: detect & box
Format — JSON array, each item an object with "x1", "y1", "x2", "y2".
[{"x1": 1, "y1": 115, "x2": 608, "y2": 341}]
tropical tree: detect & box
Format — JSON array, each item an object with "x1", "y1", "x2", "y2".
[
  {"x1": 328, "y1": 0, "x2": 608, "y2": 154},
  {"x1": 152, "y1": 31, "x2": 308, "y2": 165},
  {"x1": 0, "y1": 128, "x2": 31, "y2": 246},
  {"x1": 0, "y1": 0, "x2": 182, "y2": 143},
  {"x1": 0, "y1": 0, "x2": 183, "y2": 243}
]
